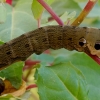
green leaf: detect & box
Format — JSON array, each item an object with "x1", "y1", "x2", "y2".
[
  {"x1": 0, "y1": 61, "x2": 24, "y2": 89},
  {"x1": 0, "y1": 94, "x2": 13, "y2": 100},
  {"x1": 74, "y1": 0, "x2": 87, "y2": 2},
  {"x1": 0, "y1": 94, "x2": 21, "y2": 100},
  {"x1": 31, "y1": 0, "x2": 55, "y2": 20},
  {"x1": 0, "y1": 0, "x2": 37, "y2": 42},
  {"x1": 0, "y1": 39, "x2": 4, "y2": 45},
  {"x1": 51, "y1": 49, "x2": 100, "y2": 100},
  {"x1": 51, "y1": 0, "x2": 81, "y2": 15},
  {"x1": 31, "y1": 0, "x2": 44, "y2": 20},
  {"x1": 66, "y1": 11, "x2": 76, "y2": 20},
  {"x1": 31, "y1": 53, "x2": 54, "y2": 65},
  {"x1": 0, "y1": 2, "x2": 7, "y2": 24},
  {"x1": 36, "y1": 62, "x2": 89, "y2": 100},
  {"x1": 35, "y1": 49, "x2": 100, "y2": 100}
]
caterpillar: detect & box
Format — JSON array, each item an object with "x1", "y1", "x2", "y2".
[{"x1": 0, "y1": 25, "x2": 100, "y2": 69}]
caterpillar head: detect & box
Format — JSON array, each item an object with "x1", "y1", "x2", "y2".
[
  {"x1": 73, "y1": 27, "x2": 100, "y2": 58},
  {"x1": 85, "y1": 28, "x2": 100, "y2": 58}
]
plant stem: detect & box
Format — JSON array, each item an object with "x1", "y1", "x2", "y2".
[
  {"x1": 37, "y1": 0, "x2": 64, "y2": 25},
  {"x1": 38, "y1": 18, "x2": 41, "y2": 28},
  {"x1": 23, "y1": 66, "x2": 33, "y2": 82},
  {"x1": 87, "y1": 53, "x2": 100, "y2": 65},
  {"x1": 24, "y1": 60, "x2": 40, "y2": 70},
  {"x1": 26, "y1": 84, "x2": 37, "y2": 90},
  {"x1": 23, "y1": 60, "x2": 40, "y2": 81},
  {"x1": 71, "y1": 0, "x2": 98, "y2": 26}
]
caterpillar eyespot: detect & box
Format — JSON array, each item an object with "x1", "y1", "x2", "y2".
[
  {"x1": 79, "y1": 38, "x2": 86, "y2": 47},
  {"x1": 94, "y1": 42, "x2": 100, "y2": 50},
  {"x1": 0, "y1": 25, "x2": 100, "y2": 69}
]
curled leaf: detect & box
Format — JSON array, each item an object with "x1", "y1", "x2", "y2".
[{"x1": 1, "y1": 80, "x2": 26, "y2": 97}]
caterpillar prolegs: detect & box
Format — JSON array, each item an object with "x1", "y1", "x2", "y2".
[{"x1": 0, "y1": 25, "x2": 100, "y2": 69}]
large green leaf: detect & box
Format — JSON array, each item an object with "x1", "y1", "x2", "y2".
[
  {"x1": 0, "y1": 61, "x2": 24, "y2": 89},
  {"x1": 34, "y1": 49, "x2": 100, "y2": 100},
  {"x1": 0, "y1": 0, "x2": 37, "y2": 42},
  {"x1": 51, "y1": 49, "x2": 100, "y2": 100},
  {"x1": 35, "y1": 61, "x2": 89, "y2": 100}
]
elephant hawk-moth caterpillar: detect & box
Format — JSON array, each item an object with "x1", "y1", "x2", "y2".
[{"x1": 0, "y1": 25, "x2": 100, "y2": 69}]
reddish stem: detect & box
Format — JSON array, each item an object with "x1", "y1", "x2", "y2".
[
  {"x1": 26, "y1": 84, "x2": 37, "y2": 90},
  {"x1": 44, "y1": 50, "x2": 51, "y2": 54},
  {"x1": 6, "y1": 0, "x2": 12, "y2": 5},
  {"x1": 84, "y1": 0, "x2": 97, "y2": 12},
  {"x1": 23, "y1": 60, "x2": 40, "y2": 81},
  {"x1": 72, "y1": 0, "x2": 98, "y2": 26},
  {"x1": 66, "y1": 20, "x2": 70, "y2": 25},
  {"x1": 23, "y1": 60, "x2": 40, "y2": 70},
  {"x1": 37, "y1": 0, "x2": 64, "y2": 25},
  {"x1": 38, "y1": 18, "x2": 41, "y2": 28},
  {"x1": 86, "y1": 53, "x2": 100, "y2": 65},
  {"x1": 23, "y1": 66, "x2": 33, "y2": 82},
  {"x1": 37, "y1": 13, "x2": 43, "y2": 28}
]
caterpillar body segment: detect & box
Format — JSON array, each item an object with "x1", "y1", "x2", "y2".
[{"x1": 0, "y1": 25, "x2": 100, "y2": 69}]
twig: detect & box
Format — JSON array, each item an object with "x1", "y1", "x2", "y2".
[
  {"x1": 71, "y1": 0, "x2": 98, "y2": 26},
  {"x1": 26, "y1": 84, "x2": 37, "y2": 90},
  {"x1": 37, "y1": 0, "x2": 64, "y2": 25}
]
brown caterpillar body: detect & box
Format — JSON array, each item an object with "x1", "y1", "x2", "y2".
[{"x1": 0, "y1": 25, "x2": 100, "y2": 69}]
